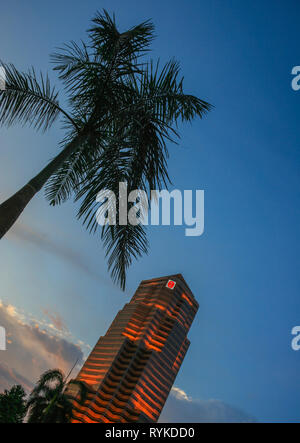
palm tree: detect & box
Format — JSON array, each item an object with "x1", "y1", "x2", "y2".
[
  {"x1": 26, "y1": 369, "x2": 87, "y2": 423},
  {"x1": 0, "y1": 10, "x2": 212, "y2": 288}
]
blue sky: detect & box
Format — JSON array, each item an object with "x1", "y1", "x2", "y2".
[{"x1": 0, "y1": 0, "x2": 300, "y2": 422}]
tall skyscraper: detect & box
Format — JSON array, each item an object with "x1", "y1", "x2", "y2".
[{"x1": 69, "y1": 274, "x2": 199, "y2": 423}]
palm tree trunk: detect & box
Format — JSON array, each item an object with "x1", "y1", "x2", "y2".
[
  {"x1": 0, "y1": 184, "x2": 37, "y2": 239},
  {"x1": 0, "y1": 132, "x2": 87, "y2": 239},
  {"x1": 42, "y1": 391, "x2": 60, "y2": 423}
]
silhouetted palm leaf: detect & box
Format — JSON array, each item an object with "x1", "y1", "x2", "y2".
[{"x1": 0, "y1": 63, "x2": 76, "y2": 131}]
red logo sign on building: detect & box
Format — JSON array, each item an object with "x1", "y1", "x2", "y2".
[{"x1": 166, "y1": 280, "x2": 176, "y2": 290}]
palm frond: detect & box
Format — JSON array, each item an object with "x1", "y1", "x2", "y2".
[
  {"x1": 51, "y1": 41, "x2": 92, "y2": 80},
  {"x1": 44, "y1": 130, "x2": 105, "y2": 206},
  {"x1": 130, "y1": 59, "x2": 212, "y2": 124},
  {"x1": 89, "y1": 9, "x2": 155, "y2": 62},
  {"x1": 30, "y1": 369, "x2": 64, "y2": 396},
  {"x1": 51, "y1": 41, "x2": 106, "y2": 102},
  {"x1": 103, "y1": 223, "x2": 148, "y2": 290},
  {"x1": 0, "y1": 63, "x2": 72, "y2": 131},
  {"x1": 45, "y1": 144, "x2": 87, "y2": 206}
]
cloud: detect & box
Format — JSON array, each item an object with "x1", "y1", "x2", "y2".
[
  {"x1": 7, "y1": 223, "x2": 103, "y2": 282},
  {"x1": 0, "y1": 363, "x2": 33, "y2": 393},
  {"x1": 42, "y1": 309, "x2": 67, "y2": 332},
  {"x1": 171, "y1": 386, "x2": 192, "y2": 402},
  {"x1": 0, "y1": 301, "x2": 84, "y2": 393},
  {"x1": 160, "y1": 387, "x2": 256, "y2": 423}
]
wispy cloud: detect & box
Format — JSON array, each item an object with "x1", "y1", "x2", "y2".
[
  {"x1": 160, "y1": 386, "x2": 256, "y2": 423},
  {"x1": 7, "y1": 223, "x2": 103, "y2": 282},
  {"x1": 42, "y1": 308, "x2": 68, "y2": 333}
]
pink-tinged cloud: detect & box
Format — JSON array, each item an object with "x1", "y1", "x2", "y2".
[
  {"x1": 42, "y1": 309, "x2": 68, "y2": 332},
  {"x1": 0, "y1": 301, "x2": 84, "y2": 393}
]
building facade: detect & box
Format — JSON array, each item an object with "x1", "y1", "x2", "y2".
[{"x1": 69, "y1": 274, "x2": 199, "y2": 423}]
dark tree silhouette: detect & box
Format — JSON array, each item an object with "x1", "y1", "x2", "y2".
[{"x1": 0, "y1": 385, "x2": 27, "y2": 423}]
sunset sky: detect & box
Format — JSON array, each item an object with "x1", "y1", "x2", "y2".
[{"x1": 0, "y1": 0, "x2": 300, "y2": 422}]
